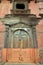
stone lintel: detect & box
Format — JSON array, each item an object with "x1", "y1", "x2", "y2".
[{"x1": 0, "y1": 14, "x2": 41, "y2": 26}]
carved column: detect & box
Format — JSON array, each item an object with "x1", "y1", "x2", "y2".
[
  {"x1": 31, "y1": 26, "x2": 38, "y2": 48},
  {"x1": 4, "y1": 25, "x2": 9, "y2": 48},
  {"x1": 10, "y1": 30, "x2": 14, "y2": 48},
  {"x1": 8, "y1": 26, "x2": 12, "y2": 48},
  {"x1": 4, "y1": 25, "x2": 13, "y2": 48},
  {"x1": 4, "y1": 25, "x2": 10, "y2": 48}
]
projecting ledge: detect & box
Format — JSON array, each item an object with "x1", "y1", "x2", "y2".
[{"x1": 0, "y1": 14, "x2": 41, "y2": 26}]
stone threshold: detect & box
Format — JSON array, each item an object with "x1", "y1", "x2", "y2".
[{"x1": 0, "y1": 63, "x2": 43, "y2": 65}]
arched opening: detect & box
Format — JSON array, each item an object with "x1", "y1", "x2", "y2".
[{"x1": 12, "y1": 29, "x2": 30, "y2": 48}]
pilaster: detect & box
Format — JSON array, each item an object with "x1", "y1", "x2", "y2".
[
  {"x1": 4, "y1": 25, "x2": 9, "y2": 48},
  {"x1": 10, "y1": 30, "x2": 14, "y2": 48},
  {"x1": 31, "y1": 26, "x2": 38, "y2": 48}
]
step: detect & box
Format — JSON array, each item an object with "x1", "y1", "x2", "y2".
[
  {"x1": 4, "y1": 63, "x2": 43, "y2": 65},
  {"x1": 0, "y1": 62, "x2": 43, "y2": 65},
  {"x1": 0, "y1": 62, "x2": 5, "y2": 65}
]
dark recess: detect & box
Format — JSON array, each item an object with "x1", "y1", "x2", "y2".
[{"x1": 16, "y1": 4, "x2": 25, "y2": 9}]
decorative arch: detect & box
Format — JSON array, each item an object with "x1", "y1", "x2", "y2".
[{"x1": 13, "y1": 28, "x2": 31, "y2": 48}]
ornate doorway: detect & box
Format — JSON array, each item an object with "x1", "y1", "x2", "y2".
[
  {"x1": 5, "y1": 28, "x2": 33, "y2": 63},
  {"x1": 13, "y1": 29, "x2": 29, "y2": 48},
  {"x1": 2, "y1": 22, "x2": 38, "y2": 62}
]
